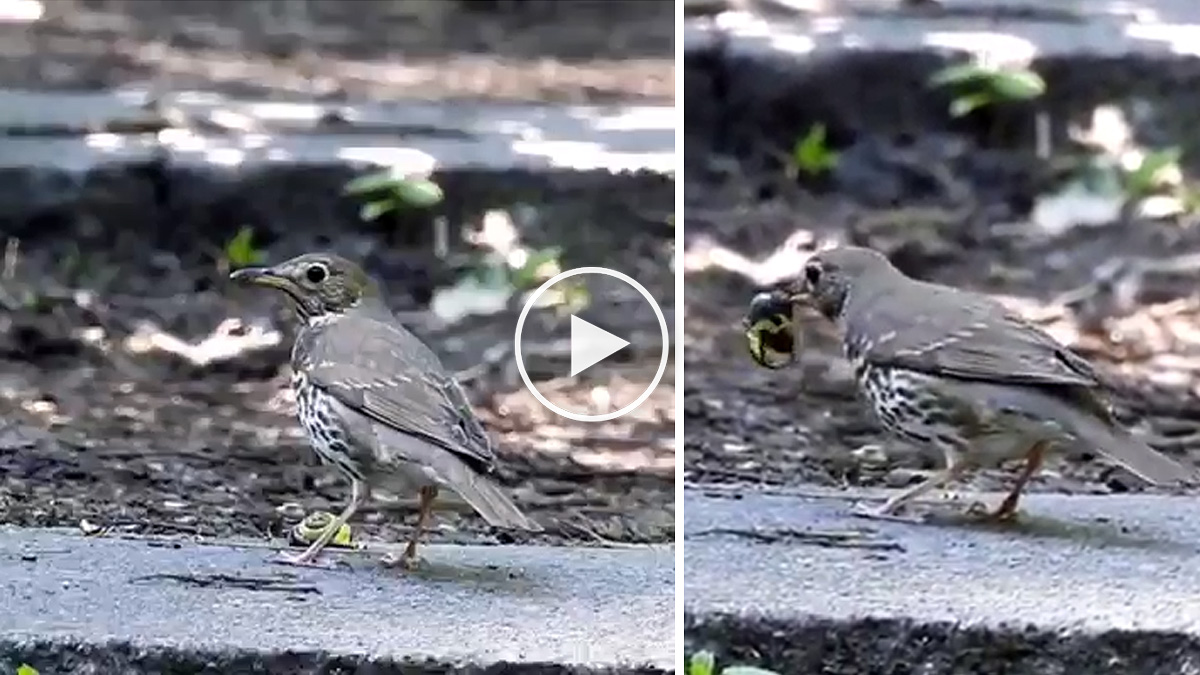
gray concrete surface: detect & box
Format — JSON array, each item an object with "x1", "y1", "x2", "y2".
[
  {"x1": 684, "y1": 0, "x2": 1200, "y2": 60},
  {"x1": 684, "y1": 485, "x2": 1200, "y2": 673},
  {"x1": 0, "y1": 91, "x2": 674, "y2": 174},
  {"x1": 0, "y1": 528, "x2": 673, "y2": 673}
]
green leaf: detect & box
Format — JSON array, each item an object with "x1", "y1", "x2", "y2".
[
  {"x1": 1139, "y1": 147, "x2": 1182, "y2": 179},
  {"x1": 990, "y1": 69, "x2": 1045, "y2": 100},
  {"x1": 393, "y1": 178, "x2": 444, "y2": 208},
  {"x1": 949, "y1": 92, "x2": 995, "y2": 117},
  {"x1": 723, "y1": 668, "x2": 782, "y2": 675},
  {"x1": 687, "y1": 651, "x2": 715, "y2": 675},
  {"x1": 1126, "y1": 147, "x2": 1183, "y2": 198},
  {"x1": 343, "y1": 170, "x2": 401, "y2": 195},
  {"x1": 224, "y1": 226, "x2": 264, "y2": 267},
  {"x1": 792, "y1": 123, "x2": 838, "y2": 176},
  {"x1": 510, "y1": 246, "x2": 562, "y2": 290},
  {"x1": 359, "y1": 200, "x2": 393, "y2": 222},
  {"x1": 18, "y1": 665, "x2": 40, "y2": 675},
  {"x1": 928, "y1": 62, "x2": 990, "y2": 88}
]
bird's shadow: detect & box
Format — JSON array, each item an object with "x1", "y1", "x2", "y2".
[
  {"x1": 402, "y1": 559, "x2": 543, "y2": 594},
  {"x1": 906, "y1": 502, "x2": 1198, "y2": 555},
  {"x1": 337, "y1": 547, "x2": 549, "y2": 596}
]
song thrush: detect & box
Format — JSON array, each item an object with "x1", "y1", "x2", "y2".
[
  {"x1": 232, "y1": 253, "x2": 540, "y2": 567},
  {"x1": 777, "y1": 246, "x2": 1193, "y2": 521}
]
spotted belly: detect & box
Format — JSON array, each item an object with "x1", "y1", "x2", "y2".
[
  {"x1": 292, "y1": 371, "x2": 364, "y2": 481},
  {"x1": 856, "y1": 363, "x2": 968, "y2": 451}
]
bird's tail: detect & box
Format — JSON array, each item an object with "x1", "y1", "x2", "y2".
[
  {"x1": 1070, "y1": 412, "x2": 1194, "y2": 485},
  {"x1": 375, "y1": 424, "x2": 543, "y2": 531},
  {"x1": 966, "y1": 381, "x2": 1195, "y2": 485},
  {"x1": 449, "y1": 469, "x2": 543, "y2": 531}
]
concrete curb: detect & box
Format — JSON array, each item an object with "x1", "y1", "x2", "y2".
[
  {"x1": 0, "y1": 528, "x2": 674, "y2": 674},
  {"x1": 684, "y1": 486, "x2": 1200, "y2": 673},
  {"x1": 0, "y1": 92, "x2": 675, "y2": 174}
]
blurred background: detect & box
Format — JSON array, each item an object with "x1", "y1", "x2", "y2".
[{"x1": 0, "y1": 0, "x2": 675, "y2": 552}]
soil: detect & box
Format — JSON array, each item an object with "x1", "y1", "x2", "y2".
[
  {"x1": 683, "y1": 121, "x2": 1200, "y2": 506},
  {"x1": 0, "y1": 2, "x2": 676, "y2": 551}
]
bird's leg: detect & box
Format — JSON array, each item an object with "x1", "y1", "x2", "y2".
[
  {"x1": 985, "y1": 440, "x2": 1048, "y2": 522},
  {"x1": 383, "y1": 486, "x2": 438, "y2": 571},
  {"x1": 852, "y1": 461, "x2": 968, "y2": 523},
  {"x1": 276, "y1": 478, "x2": 366, "y2": 567},
  {"x1": 400, "y1": 485, "x2": 438, "y2": 570}
]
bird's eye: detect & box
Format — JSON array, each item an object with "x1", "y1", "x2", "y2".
[
  {"x1": 804, "y1": 263, "x2": 822, "y2": 287},
  {"x1": 305, "y1": 263, "x2": 328, "y2": 284}
]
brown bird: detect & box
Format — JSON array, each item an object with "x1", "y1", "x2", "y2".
[
  {"x1": 231, "y1": 252, "x2": 540, "y2": 568},
  {"x1": 777, "y1": 246, "x2": 1194, "y2": 521}
]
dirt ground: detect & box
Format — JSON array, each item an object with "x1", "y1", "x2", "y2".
[
  {"x1": 0, "y1": 2, "x2": 676, "y2": 550},
  {"x1": 683, "y1": 135, "x2": 1200, "y2": 504}
]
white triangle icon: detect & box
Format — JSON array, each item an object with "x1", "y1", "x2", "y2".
[{"x1": 569, "y1": 315, "x2": 630, "y2": 377}]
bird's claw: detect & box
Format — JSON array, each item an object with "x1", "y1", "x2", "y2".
[
  {"x1": 850, "y1": 501, "x2": 928, "y2": 524},
  {"x1": 976, "y1": 503, "x2": 1021, "y2": 523},
  {"x1": 380, "y1": 551, "x2": 420, "y2": 571}
]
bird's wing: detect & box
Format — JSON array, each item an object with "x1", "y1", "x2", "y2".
[
  {"x1": 852, "y1": 282, "x2": 1103, "y2": 389},
  {"x1": 297, "y1": 315, "x2": 496, "y2": 473}
]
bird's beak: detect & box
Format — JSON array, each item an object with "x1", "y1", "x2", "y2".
[
  {"x1": 230, "y1": 266, "x2": 293, "y2": 292},
  {"x1": 763, "y1": 279, "x2": 808, "y2": 306}
]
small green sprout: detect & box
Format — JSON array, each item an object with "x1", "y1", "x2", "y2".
[
  {"x1": 224, "y1": 226, "x2": 264, "y2": 268},
  {"x1": 929, "y1": 62, "x2": 1045, "y2": 117},
  {"x1": 1124, "y1": 147, "x2": 1183, "y2": 200},
  {"x1": 344, "y1": 170, "x2": 444, "y2": 221},
  {"x1": 688, "y1": 651, "x2": 780, "y2": 675},
  {"x1": 18, "y1": 665, "x2": 40, "y2": 675},
  {"x1": 688, "y1": 651, "x2": 716, "y2": 675},
  {"x1": 789, "y1": 123, "x2": 838, "y2": 178},
  {"x1": 509, "y1": 246, "x2": 564, "y2": 291}
]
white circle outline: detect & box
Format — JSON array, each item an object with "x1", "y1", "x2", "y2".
[{"x1": 513, "y1": 266, "x2": 670, "y2": 423}]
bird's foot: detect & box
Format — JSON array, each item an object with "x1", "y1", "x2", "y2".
[
  {"x1": 967, "y1": 500, "x2": 1021, "y2": 523},
  {"x1": 850, "y1": 501, "x2": 928, "y2": 524},
  {"x1": 272, "y1": 550, "x2": 336, "y2": 569},
  {"x1": 380, "y1": 551, "x2": 420, "y2": 571}
]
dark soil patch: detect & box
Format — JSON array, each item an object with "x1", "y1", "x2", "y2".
[
  {"x1": 683, "y1": 46, "x2": 1200, "y2": 503},
  {"x1": 0, "y1": 0, "x2": 674, "y2": 103},
  {"x1": 0, "y1": 167, "x2": 676, "y2": 547}
]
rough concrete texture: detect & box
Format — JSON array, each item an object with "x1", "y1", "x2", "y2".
[
  {"x1": 0, "y1": 91, "x2": 675, "y2": 174},
  {"x1": 683, "y1": 1, "x2": 1200, "y2": 158},
  {"x1": 0, "y1": 528, "x2": 673, "y2": 674},
  {"x1": 684, "y1": 486, "x2": 1200, "y2": 673}
]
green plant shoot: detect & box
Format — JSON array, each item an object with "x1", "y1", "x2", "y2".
[
  {"x1": 225, "y1": 226, "x2": 264, "y2": 268},
  {"x1": 345, "y1": 170, "x2": 444, "y2": 221},
  {"x1": 791, "y1": 123, "x2": 838, "y2": 177},
  {"x1": 688, "y1": 651, "x2": 716, "y2": 675},
  {"x1": 929, "y1": 62, "x2": 1045, "y2": 117}
]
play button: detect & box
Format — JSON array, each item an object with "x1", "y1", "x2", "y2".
[
  {"x1": 514, "y1": 266, "x2": 670, "y2": 423},
  {"x1": 569, "y1": 315, "x2": 630, "y2": 377}
]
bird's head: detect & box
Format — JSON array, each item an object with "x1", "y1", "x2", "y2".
[
  {"x1": 775, "y1": 246, "x2": 897, "y2": 322},
  {"x1": 230, "y1": 252, "x2": 378, "y2": 322}
]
